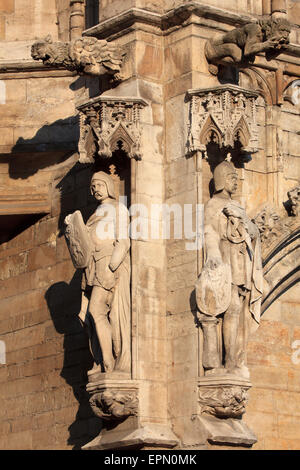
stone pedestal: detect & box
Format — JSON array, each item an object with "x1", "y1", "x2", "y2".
[
  {"x1": 83, "y1": 371, "x2": 179, "y2": 450},
  {"x1": 196, "y1": 375, "x2": 257, "y2": 447}
]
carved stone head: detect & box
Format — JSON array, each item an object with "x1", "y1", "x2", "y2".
[
  {"x1": 90, "y1": 171, "x2": 116, "y2": 200},
  {"x1": 213, "y1": 161, "x2": 238, "y2": 193},
  {"x1": 288, "y1": 185, "x2": 300, "y2": 216},
  {"x1": 260, "y1": 17, "x2": 291, "y2": 46},
  {"x1": 31, "y1": 34, "x2": 69, "y2": 67}
]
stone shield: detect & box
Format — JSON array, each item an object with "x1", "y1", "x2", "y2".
[
  {"x1": 64, "y1": 210, "x2": 92, "y2": 269},
  {"x1": 196, "y1": 262, "x2": 232, "y2": 316}
]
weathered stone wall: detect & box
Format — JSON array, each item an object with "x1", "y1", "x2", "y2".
[
  {"x1": 245, "y1": 283, "x2": 300, "y2": 450},
  {"x1": 0, "y1": 0, "x2": 299, "y2": 450}
]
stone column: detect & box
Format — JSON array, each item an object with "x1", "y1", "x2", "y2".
[
  {"x1": 271, "y1": 0, "x2": 287, "y2": 18},
  {"x1": 70, "y1": 0, "x2": 85, "y2": 39},
  {"x1": 198, "y1": 315, "x2": 222, "y2": 372},
  {"x1": 262, "y1": 0, "x2": 271, "y2": 15}
]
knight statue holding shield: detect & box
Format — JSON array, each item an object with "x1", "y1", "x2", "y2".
[
  {"x1": 64, "y1": 171, "x2": 131, "y2": 375},
  {"x1": 196, "y1": 161, "x2": 263, "y2": 379}
]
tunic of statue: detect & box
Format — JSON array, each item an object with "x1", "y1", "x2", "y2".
[
  {"x1": 196, "y1": 161, "x2": 263, "y2": 379},
  {"x1": 65, "y1": 172, "x2": 131, "y2": 374}
]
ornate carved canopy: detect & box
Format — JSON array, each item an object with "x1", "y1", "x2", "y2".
[
  {"x1": 186, "y1": 85, "x2": 260, "y2": 160},
  {"x1": 77, "y1": 96, "x2": 148, "y2": 163}
]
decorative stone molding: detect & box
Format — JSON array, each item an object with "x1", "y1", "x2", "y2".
[
  {"x1": 86, "y1": 373, "x2": 139, "y2": 422},
  {"x1": 253, "y1": 205, "x2": 287, "y2": 245},
  {"x1": 254, "y1": 187, "x2": 300, "y2": 258},
  {"x1": 90, "y1": 390, "x2": 138, "y2": 421},
  {"x1": 77, "y1": 96, "x2": 148, "y2": 163},
  {"x1": 198, "y1": 376, "x2": 251, "y2": 420},
  {"x1": 254, "y1": 187, "x2": 300, "y2": 314},
  {"x1": 31, "y1": 35, "x2": 126, "y2": 80},
  {"x1": 186, "y1": 85, "x2": 259, "y2": 159},
  {"x1": 195, "y1": 376, "x2": 256, "y2": 446}
]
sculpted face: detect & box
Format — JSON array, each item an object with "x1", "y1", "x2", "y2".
[
  {"x1": 31, "y1": 42, "x2": 48, "y2": 60},
  {"x1": 91, "y1": 178, "x2": 109, "y2": 202},
  {"x1": 224, "y1": 172, "x2": 238, "y2": 195}
]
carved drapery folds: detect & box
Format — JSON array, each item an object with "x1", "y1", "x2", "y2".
[
  {"x1": 186, "y1": 85, "x2": 259, "y2": 162},
  {"x1": 77, "y1": 97, "x2": 148, "y2": 163},
  {"x1": 31, "y1": 35, "x2": 126, "y2": 80}
]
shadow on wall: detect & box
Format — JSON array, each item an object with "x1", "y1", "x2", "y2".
[
  {"x1": 44, "y1": 162, "x2": 102, "y2": 449},
  {"x1": 55, "y1": 163, "x2": 98, "y2": 237},
  {"x1": 9, "y1": 116, "x2": 80, "y2": 179},
  {"x1": 45, "y1": 270, "x2": 102, "y2": 449}
]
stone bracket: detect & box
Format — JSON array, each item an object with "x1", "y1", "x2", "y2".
[
  {"x1": 86, "y1": 372, "x2": 139, "y2": 421},
  {"x1": 84, "y1": 372, "x2": 179, "y2": 450},
  {"x1": 77, "y1": 96, "x2": 148, "y2": 163},
  {"x1": 195, "y1": 414, "x2": 257, "y2": 447},
  {"x1": 197, "y1": 376, "x2": 256, "y2": 447},
  {"x1": 198, "y1": 375, "x2": 252, "y2": 419},
  {"x1": 186, "y1": 85, "x2": 259, "y2": 159}
]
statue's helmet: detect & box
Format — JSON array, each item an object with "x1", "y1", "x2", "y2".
[
  {"x1": 91, "y1": 171, "x2": 116, "y2": 199},
  {"x1": 213, "y1": 161, "x2": 237, "y2": 192}
]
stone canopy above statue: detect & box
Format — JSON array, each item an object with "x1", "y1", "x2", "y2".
[
  {"x1": 77, "y1": 96, "x2": 148, "y2": 163},
  {"x1": 186, "y1": 85, "x2": 260, "y2": 165}
]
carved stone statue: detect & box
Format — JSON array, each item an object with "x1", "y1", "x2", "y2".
[
  {"x1": 31, "y1": 35, "x2": 126, "y2": 80},
  {"x1": 65, "y1": 171, "x2": 131, "y2": 374},
  {"x1": 288, "y1": 184, "x2": 300, "y2": 217},
  {"x1": 205, "y1": 17, "x2": 291, "y2": 74},
  {"x1": 196, "y1": 161, "x2": 263, "y2": 379}
]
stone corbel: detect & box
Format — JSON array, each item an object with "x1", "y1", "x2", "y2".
[
  {"x1": 86, "y1": 374, "x2": 139, "y2": 422},
  {"x1": 83, "y1": 372, "x2": 179, "y2": 450},
  {"x1": 186, "y1": 85, "x2": 259, "y2": 161},
  {"x1": 77, "y1": 96, "x2": 148, "y2": 163},
  {"x1": 195, "y1": 376, "x2": 257, "y2": 447}
]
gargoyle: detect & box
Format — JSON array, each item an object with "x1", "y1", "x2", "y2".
[
  {"x1": 205, "y1": 17, "x2": 291, "y2": 74},
  {"x1": 31, "y1": 34, "x2": 126, "y2": 81}
]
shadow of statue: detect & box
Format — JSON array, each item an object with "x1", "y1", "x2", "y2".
[{"x1": 45, "y1": 270, "x2": 103, "y2": 449}]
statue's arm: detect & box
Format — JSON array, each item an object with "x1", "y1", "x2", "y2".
[
  {"x1": 204, "y1": 219, "x2": 223, "y2": 269},
  {"x1": 244, "y1": 25, "x2": 278, "y2": 57}
]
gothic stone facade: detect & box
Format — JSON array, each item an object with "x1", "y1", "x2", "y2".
[{"x1": 0, "y1": 0, "x2": 299, "y2": 450}]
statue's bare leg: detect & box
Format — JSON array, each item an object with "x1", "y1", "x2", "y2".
[
  {"x1": 207, "y1": 43, "x2": 242, "y2": 63},
  {"x1": 223, "y1": 285, "x2": 241, "y2": 372},
  {"x1": 89, "y1": 286, "x2": 114, "y2": 373}
]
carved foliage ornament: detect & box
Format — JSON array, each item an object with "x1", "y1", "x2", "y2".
[
  {"x1": 89, "y1": 390, "x2": 138, "y2": 421},
  {"x1": 254, "y1": 184, "x2": 300, "y2": 255},
  {"x1": 198, "y1": 385, "x2": 249, "y2": 419},
  {"x1": 186, "y1": 85, "x2": 259, "y2": 158},
  {"x1": 31, "y1": 35, "x2": 126, "y2": 80},
  {"x1": 77, "y1": 97, "x2": 148, "y2": 163}
]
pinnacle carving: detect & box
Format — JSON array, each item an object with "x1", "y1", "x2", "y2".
[
  {"x1": 77, "y1": 97, "x2": 148, "y2": 163},
  {"x1": 186, "y1": 85, "x2": 259, "y2": 161}
]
